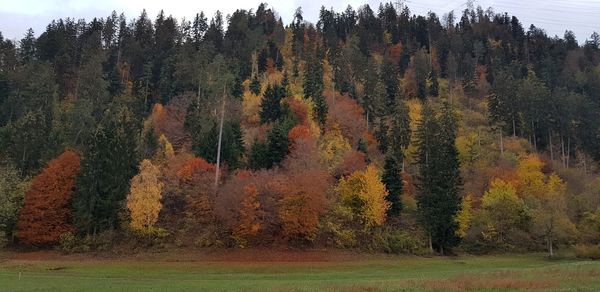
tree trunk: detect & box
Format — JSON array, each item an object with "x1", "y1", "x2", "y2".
[
  {"x1": 547, "y1": 236, "x2": 554, "y2": 258},
  {"x1": 499, "y1": 131, "x2": 504, "y2": 156},
  {"x1": 214, "y1": 85, "x2": 226, "y2": 191},
  {"x1": 549, "y1": 130, "x2": 554, "y2": 162},
  {"x1": 561, "y1": 136, "x2": 566, "y2": 168},
  {"x1": 512, "y1": 116, "x2": 516, "y2": 137},
  {"x1": 428, "y1": 234, "x2": 433, "y2": 253},
  {"x1": 532, "y1": 121, "x2": 537, "y2": 151},
  {"x1": 566, "y1": 136, "x2": 571, "y2": 169}
]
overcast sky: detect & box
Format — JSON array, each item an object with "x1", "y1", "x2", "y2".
[{"x1": 1, "y1": 0, "x2": 598, "y2": 44}]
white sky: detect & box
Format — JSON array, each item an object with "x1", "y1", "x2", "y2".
[{"x1": 0, "y1": 0, "x2": 598, "y2": 43}]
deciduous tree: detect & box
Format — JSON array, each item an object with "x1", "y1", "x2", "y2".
[
  {"x1": 16, "y1": 151, "x2": 80, "y2": 246},
  {"x1": 127, "y1": 160, "x2": 164, "y2": 232}
]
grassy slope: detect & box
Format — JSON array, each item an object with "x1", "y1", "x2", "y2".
[{"x1": 0, "y1": 253, "x2": 599, "y2": 291}]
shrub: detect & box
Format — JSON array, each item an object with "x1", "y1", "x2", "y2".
[
  {"x1": 58, "y1": 232, "x2": 89, "y2": 253},
  {"x1": 574, "y1": 244, "x2": 600, "y2": 260},
  {"x1": 367, "y1": 228, "x2": 429, "y2": 255}
]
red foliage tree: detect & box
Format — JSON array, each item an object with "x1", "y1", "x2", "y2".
[
  {"x1": 16, "y1": 150, "x2": 81, "y2": 246},
  {"x1": 333, "y1": 150, "x2": 367, "y2": 179},
  {"x1": 152, "y1": 95, "x2": 191, "y2": 149},
  {"x1": 177, "y1": 157, "x2": 216, "y2": 182},
  {"x1": 288, "y1": 125, "x2": 312, "y2": 144},
  {"x1": 326, "y1": 93, "x2": 366, "y2": 145},
  {"x1": 279, "y1": 170, "x2": 329, "y2": 242},
  {"x1": 287, "y1": 98, "x2": 310, "y2": 125}
]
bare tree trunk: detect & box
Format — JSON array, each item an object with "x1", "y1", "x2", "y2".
[
  {"x1": 549, "y1": 130, "x2": 554, "y2": 162},
  {"x1": 547, "y1": 236, "x2": 554, "y2": 258},
  {"x1": 214, "y1": 84, "x2": 227, "y2": 191},
  {"x1": 566, "y1": 136, "x2": 571, "y2": 169},
  {"x1": 512, "y1": 116, "x2": 516, "y2": 137},
  {"x1": 500, "y1": 131, "x2": 504, "y2": 156},
  {"x1": 532, "y1": 121, "x2": 537, "y2": 151},
  {"x1": 428, "y1": 234, "x2": 433, "y2": 253},
  {"x1": 561, "y1": 136, "x2": 566, "y2": 168}
]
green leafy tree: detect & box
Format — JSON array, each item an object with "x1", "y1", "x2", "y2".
[{"x1": 0, "y1": 162, "x2": 28, "y2": 244}]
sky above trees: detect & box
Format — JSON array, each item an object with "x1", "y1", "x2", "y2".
[{"x1": 0, "y1": 0, "x2": 598, "y2": 43}]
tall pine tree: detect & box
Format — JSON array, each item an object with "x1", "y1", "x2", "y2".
[
  {"x1": 382, "y1": 153, "x2": 403, "y2": 218},
  {"x1": 415, "y1": 101, "x2": 462, "y2": 255},
  {"x1": 73, "y1": 105, "x2": 139, "y2": 234}
]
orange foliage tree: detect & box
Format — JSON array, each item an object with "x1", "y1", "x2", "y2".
[
  {"x1": 16, "y1": 150, "x2": 81, "y2": 246},
  {"x1": 279, "y1": 170, "x2": 329, "y2": 242},
  {"x1": 233, "y1": 183, "x2": 262, "y2": 247}
]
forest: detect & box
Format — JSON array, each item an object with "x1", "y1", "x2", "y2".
[{"x1": 0, "y1": 2, "x2": 599, "y2": 257}]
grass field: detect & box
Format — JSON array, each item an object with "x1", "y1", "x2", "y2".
[{"x1": 0, "y1": 251, "x2": 599, "y2": 291}]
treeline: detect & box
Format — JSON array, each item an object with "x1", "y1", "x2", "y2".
[{"x1": 0, "y1": 3, "x2": 599, "y2": 256}]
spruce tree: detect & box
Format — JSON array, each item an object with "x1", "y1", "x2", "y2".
[
  {"x1": 248, "y1": 140, "x2": 270, "y2": 170},
  {"x1": 429, "y1": 69, "x2": 439, "y2": 97},
  {"x1": 74, "y1": 105, "x2": 139, "y2": 234},
  {"x1": 259, "y1": 84, "x2": 282, "y2": 123},
  {"x1": 375, "y1": 119, "x2": 389, "y2": 154},
  {"x1": 390, "y1": 100, "x2": 411, "y2": 163},
  {"x1": 250, "y1": 77, "x2": 261, "y2": 95},
  {"x1": 382, "y1": 153, "x2": 403, "y2": 217},
  {"x1": 304, "y1": 53, "x2": 327, "y2": 126},
  {"x1": 415, "y1": 101, "x2": 462, "y2": 254}
]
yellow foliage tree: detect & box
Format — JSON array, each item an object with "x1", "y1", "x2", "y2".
[
  {"x1": 455, "y1": 194, "x2": 474, "y2": 238},
  {"x1": 336, "y1": 165, "x2": 390, "y2": 227},
  {"x1": 319, "y1": 124, "x2": 352, "y2": 171},
  {"x1": 516, "y1": 154, "x2": 546, "y2": 199},
  {"x1": 242, "y1": 89, "x2": 261, "y2": 125},
  {"x1": 532, "y1": 174, "x2": 577, "y2": 257},
  {"x1": 155, "y1": 134, "x2": 174, "y2": 163},
  {"x1": 480, "y1": 178, "x2": 529, "y2": 246},
  {"x1": 127, "y1": 160, "x2": 164, "y2": 232}
]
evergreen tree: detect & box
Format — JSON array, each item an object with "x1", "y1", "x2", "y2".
[
  {"x1": 390, "y1": 100, "x2": 411, "y2": 163},
  {"x1": 413, "y1": 48, "x2": 430, "y2": 100},
  {"x1": 313, "y1": 94, "x2": 328, "y2": 127},
  {"x1": 304, "y1": 53, "x2": 327, "y2": 126},
  {"x1": 265, "y1": 115, "x2": 295, "y2": 167},
  {"x1": 429, "y1": 69, "x2": 439, "y2": 97},
  {"x1": 259, "y1": 84, "x2": 282, "y2": 123},
  {"x1": 382, "y1": 153, "x2": 403, "y2": 217},
  {"x1": 73, "y1": 105, "x2": 139, "y2": 234},
  {"x1": 415, "y1": 101, "x2": 462, "y2": 254},
  {"x1": 375, "y1": 119, "x2": 389, "y2": 154},
  {"x1": 192, "y1": 120, "x2": 244, "y2": 170},
  {"x1": 381, "y1": 59, "x2": 399, "y2": 110},
  {"x1": 18, "y1": 28, "x2": 36, "y2": 63},
  {"x1": 248, "y1": 140, "x2": 270, "y2": 170},
  {"x1": 250, "y1": 77, "x2": 261, "y2": 95}
]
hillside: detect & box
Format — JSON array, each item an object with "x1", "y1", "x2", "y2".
[{"x1": 0, "y1": 3, "x2": 599, "y2": 257}]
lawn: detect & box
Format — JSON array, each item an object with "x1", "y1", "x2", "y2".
[{"x1": 0, "y1": 251, "x2": 598, "y2": 291}]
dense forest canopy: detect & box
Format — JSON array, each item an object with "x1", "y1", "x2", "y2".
[{"x1": 0, "y1": 2, "x2": 599, "y2": 256}]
